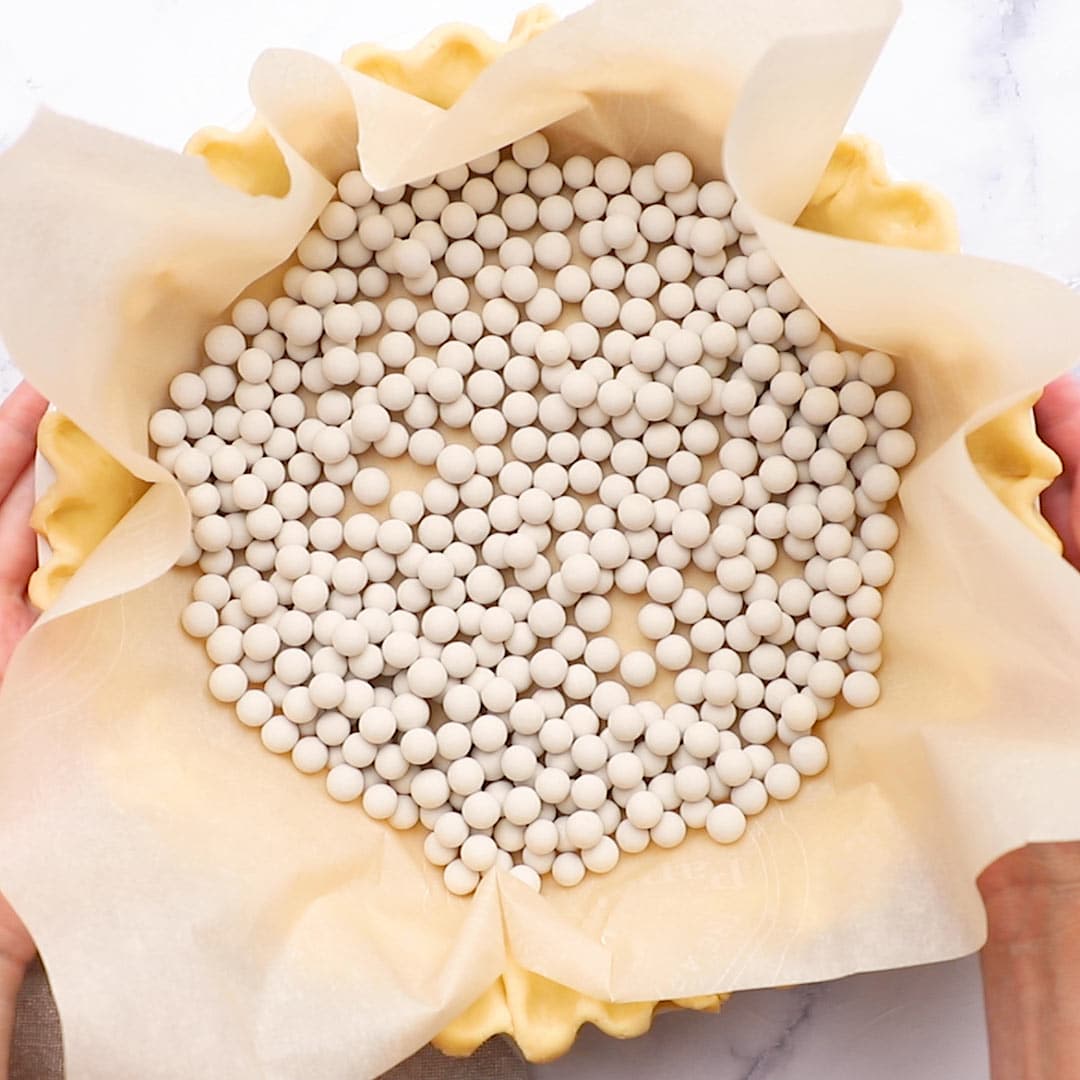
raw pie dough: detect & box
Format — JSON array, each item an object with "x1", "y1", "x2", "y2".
[{"x1": 29, "y1": 5, "x2": 1064, "y2": 1061}]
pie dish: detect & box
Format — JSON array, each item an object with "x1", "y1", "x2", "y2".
[{"x1": 28, "y1": 6, "x2": 1063, "y2": 1061}]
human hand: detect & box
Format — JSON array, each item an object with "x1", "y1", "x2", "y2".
[
  {"x1": 0, "y1": 381, "x2": 48, "y2": 1080},
  {"x1": 978, "y1": 843, "x2": 1080, "y2": 1080},
  {"x1": 0, "y1": 382, "x2": 48, "y2": 675},
  {"x1": 1034, "y1": 373, "x2": 1080, "y2": 567},
  {"x1": 0, "y1": 893, "x2": 34, "y2": 1080},
  {"x1": 974, "y1": 383, "x2": 1080, "y2": 1078}
]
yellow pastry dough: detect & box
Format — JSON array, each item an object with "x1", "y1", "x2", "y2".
[
  {"x1": 341, "y1": 7, "x2": 558, "y2": 110},
  {"x1": 796, "y1": 134, "x2": 959, "y2": 253},
  {"x1": 30, "y1": 412, "x2": 149, "y2": 612},
  {"x1": 431, "y1": 955, "x2": 723, "y2": 1062},
  {"x1": 965, "y1": 395, "x2": 1062, "y2": 553},
  {"x1": 29, "y1": 3, "x2": 1064, "y2": 1060}
]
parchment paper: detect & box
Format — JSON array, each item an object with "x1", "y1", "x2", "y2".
[{"x1": 2, "y1": 0, "x2": 1080, "y2": 1076}]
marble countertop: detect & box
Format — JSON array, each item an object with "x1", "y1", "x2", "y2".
[{"x1": 2, "y1": 1, "x2": 1077, "y2": 1077}]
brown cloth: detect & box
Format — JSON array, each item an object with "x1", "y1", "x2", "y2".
[{"x1": 11, "y1": 959, "x2": 527, "y2": 1080}]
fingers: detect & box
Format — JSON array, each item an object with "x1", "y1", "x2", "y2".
[
  {"x1": 1040, "y1": 478, "x2": 1080, "y2": 568},
  {"x1": 0, "y1": 383, "x2": 48, "y2": 441},
  {"x1": 0, "y1": 465, "x2": 39, "y2": 596},
  {"x1": 1036, "y1": 374, "x2": 1080, "y2": 474},
  {"x1": 1035, "y1": 376, "x2": 1080, "y2": 566},
  {"x1": 0, "y1": 892, "x2": 34, "y2": 970},
  {"x1": 0, "y1": 382, "x2": 48, "y2": 504}
]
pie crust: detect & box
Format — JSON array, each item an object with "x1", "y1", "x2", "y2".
[{"x1": 29, "y1": 5, "x2": 1063, "y2": 1059}]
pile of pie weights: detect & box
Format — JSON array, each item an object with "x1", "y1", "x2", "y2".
[{"x1": 150, "y1": 133, "x2": 914, "y2": 896}]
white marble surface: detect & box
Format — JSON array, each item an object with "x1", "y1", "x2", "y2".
[
  {"x1": 537, "y1": 955, "x2": 989, "y2": 1080},
  {"x1": 2, "y1": 1, "x2": 1078, "y2": 1078}
]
